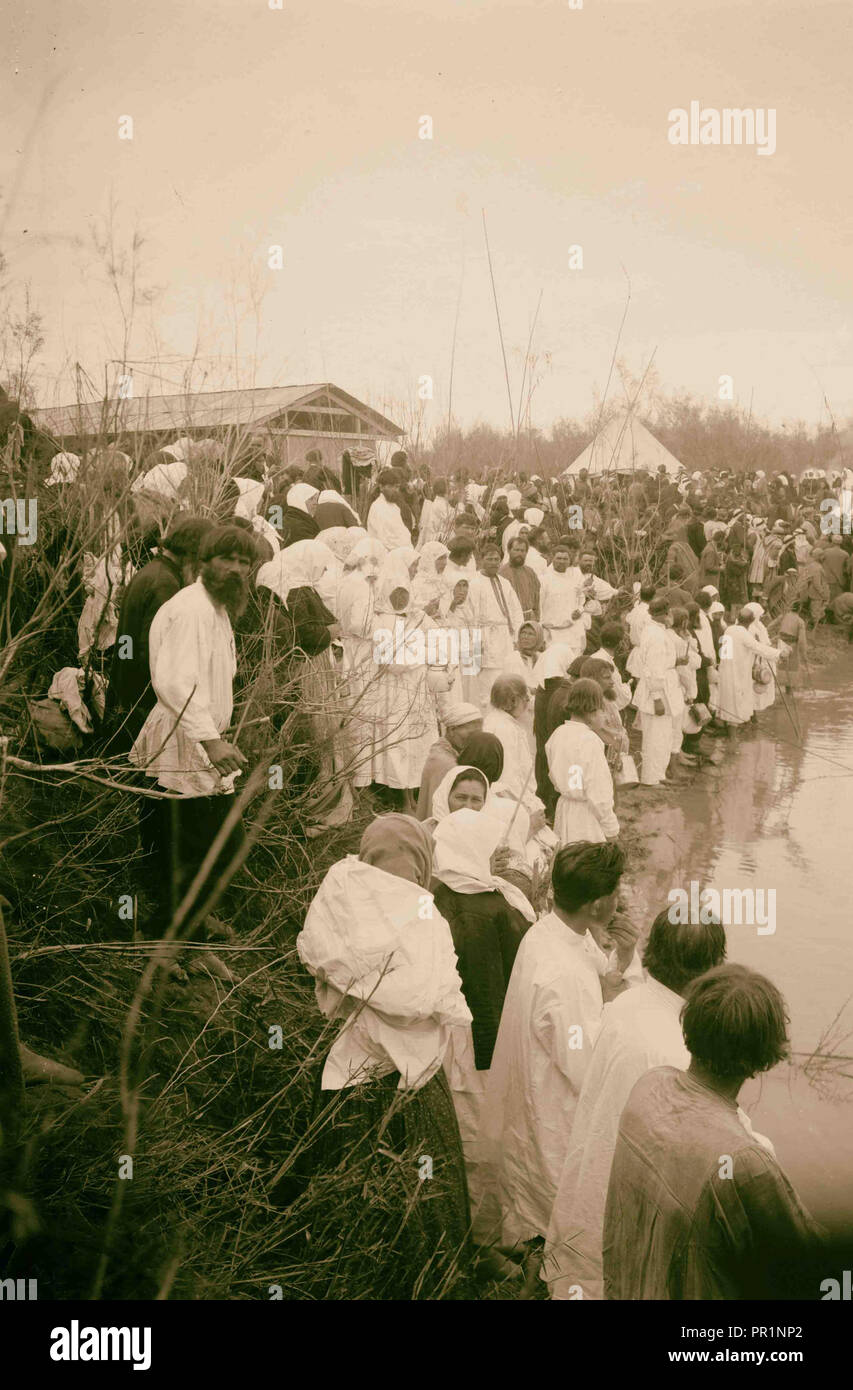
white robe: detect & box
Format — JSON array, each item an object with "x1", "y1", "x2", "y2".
[
  {"x1": 366, "y1": 495, "x2": 412, "y2": 552},
  {"x1": 130, "y1": 578, "x2": 235, "y2": 796},
  {"x1": 539, "y1": 567, "x2": 586, "y2": 650},
  {"x1": 546, "y1": 720, "x2": 619, "y2": 846},
  {"x1": 480, "y1": 912, "x2": 638, "y2": 1244},
  {"x1": 717, "y1": 622, "x2": 780, "y2": 726},
  {"x1": 355, "y1": 608, "x2": 440, "y2": 789},
  {"x1": 467, "y1": 572, "x2": 525, "y2": 676},
  {"x1": 543, "y1": 976, "x2": 687, "y2": 1300}
]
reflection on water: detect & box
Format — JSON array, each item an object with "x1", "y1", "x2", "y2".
[{"x1": 625, "y1": 656, "x2": 853, "y2": 1226}]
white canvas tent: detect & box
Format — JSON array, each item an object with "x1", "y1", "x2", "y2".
[{"x1": 563, "y1": 411, "x2": 684, "y2": 478}]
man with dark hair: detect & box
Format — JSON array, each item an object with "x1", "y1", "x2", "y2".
[
  {"x1": 545, "y1": 906, "x2": 727, "y2": 1299},
  {"x1": 500, "y1": 534, "x2": 540, "y2": 621},
  {"x1": 366, "y1": 468, "x2": 412, "y2": 549},
  {"x1": 468, "y1": 539, "x2": 524, "y2": 708},
  {"x1": 481, "y1": 841, "x2": 639, "y2": 1247},
  {"x1": 103, "y1": 515, "x2": 214, "y2": 751},
  {"x1": 131, "y1": 524, "x2": 255, "y2": 946},
  {"x1": 603, "y1": 963, "x2": 820, "y2": 1299}
]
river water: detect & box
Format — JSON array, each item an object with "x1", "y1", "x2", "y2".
[{"x1": 624, "y1": 651, "x2": 853, "y2": 1228}]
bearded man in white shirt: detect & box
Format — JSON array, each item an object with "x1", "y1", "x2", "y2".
[
  {"x1": 131, "y1": 523, "x2": 254, "y2": 936},
  {"x1": 479, "y1": 841, "x2": 640, "y2": 1249},
  {"x1": 539, "y1": 538, "x2": 587, "y2": 654},
  {"x1": 543, "y1": 906, "x2": 727, "y2": 1299}
]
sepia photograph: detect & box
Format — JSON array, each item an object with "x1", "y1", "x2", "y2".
[{"x1": 2, "y1": 0, "x2": 853, "y2": 1361}]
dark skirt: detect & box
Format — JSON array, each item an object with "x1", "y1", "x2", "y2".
[{"x1": 305, "y1": 1059, "x2": 472, "y2": 1294}]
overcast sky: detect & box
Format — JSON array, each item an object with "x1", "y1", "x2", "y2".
[{"x1": 4, "y1": 0, "x2": 852, "y2": 436}]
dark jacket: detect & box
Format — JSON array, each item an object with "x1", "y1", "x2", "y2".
[
  {"x1": 103, "y1": 553, "x2": 183, "y2": 747},
  {"x1": 268, "y1": 501, "x2": 320, "y2": 548},
  {"x1": 433, "y1": 883, "x2": 529, "y2": 1070}
]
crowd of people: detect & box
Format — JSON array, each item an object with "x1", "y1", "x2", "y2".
[{"x1": 31, "y1": 432, "x2": 852, "y2": 1298}]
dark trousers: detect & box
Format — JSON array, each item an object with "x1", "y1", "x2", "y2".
[{"x1": 140, "y1": 792, "x2": 245, "y2": 935}]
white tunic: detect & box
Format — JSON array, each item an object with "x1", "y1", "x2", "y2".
[
  {"x1": 543, "y1": 976, "x2": 687, "y2": 1300},
  {"x1": 366, "y1": 495, "x2": 412, "y2": 552},
  {"x1": 631, "y1": 619, "x2": 685, "y2": 718},
  {"x1": 717, "y1": 622, "x2": 780, "y2": 726},
  {"x1": 546, "y1": 720, "x2": 619, "y2": 846},
  {"x1": 481, "y1": 912, "x2": 615, "y2": 1243},
  {"x1": 467, "y1": 573, "x2": 525, "y2": 672},
  {"x1": 130, "y1": 579, "x2": 236, "y2": 796},
  {"x1": 539, "y1": 567, "x2": 586, "y2": 649},
  {"x1": 355, "y1": 609, "x2": 439, "y2": 789}
]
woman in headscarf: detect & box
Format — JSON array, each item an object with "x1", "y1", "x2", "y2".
[
  {"x1": 456, "y1": 732, "x2": 537, "y2": 901},
  {"x1": 411, "y1": 540, "x2": 449, "y2": 615},
  {"x1": 296, "y1": 814, "x2": 473, "y2": 1292},
  {"x1": 315, "y1": 526, "x2": 368, "y2": 612},
  {"x1": 432, "y1": 807, "x2": 534, "y2": 1257},
  {"x1": 741, "y1": 601, "x2": 776, "y2": 714},
  {"x1": 353, "y1": 554, "x2": 440, "y2": 812},
  {"x1": 271, "y1": 481, "x2": 321, "y2": 547},
  {"x1": 314, "y1": 485, "x2": 361, "y2": 530},
  {"x1": 546, "y1": 678, "x2": 620, "y2": 847}
]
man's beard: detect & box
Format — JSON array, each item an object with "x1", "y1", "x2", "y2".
[{"x1": 202, "y1": 565, "x2": 250, "y2": 621}]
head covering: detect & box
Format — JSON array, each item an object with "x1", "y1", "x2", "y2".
[
  {"x1": 45, "y1": 451, "x2": 81, "y2": 486},
  {"x1": 518, "y1": 619, "x2": 546, "y2": 650},
  {"x1": 286, "y1": 482, "x2": 320, "y2": 513},
  {"x1": 442, "y1": 702, "x2": 482, "y2": 729},
  {"x1": 346, "y1": 536, "x2": 386, "y2": 576},
  {"x1": 700, "y1": 584, "x2": 720, "y2": 598},
  {"x1": 411, "y1": 540, "x2": 449, "y2": 606},
  {"x1": 359, "y1": 813, "x2": 433, "y2": 887},
  {"x1": 376, "y1": 546, "x2": 417, "y2": 611},
  {"x1": 506, "y1": 488, "x2": 522, "y2": 511},
  {"x1": 318, "y1": 488, "x2": 359, "y2": 518},
  {"x1": 256, "y1": 538, "x2": 334, "y2": 606},
  {"x1": 430, "y1": 764, "x2": 489, "y2": 823},
  {"x1": 532, "y1": 643, "x2": 574, "y2": 686},
  {"x1": 161, "y1": 436, "x2": 193, "y2": 462},
  {"x1": 321, "y1": 526, "x2": 367, "y2": 562},
  {"x1": 297, "y1": 822, "x2": 470, "y2": 1092},
  {"x1": 523, "y1": 507, "x2": 544, "y2": 526},
  {"x1": 741, "y1": 601, "x2": 764, "y2": 620},
  {"x1": 432, "y1": 809, "x2": 535, "y2": 922},
  {"x1": 456, "y1": 731, "x2": 504, "y2": 784}
]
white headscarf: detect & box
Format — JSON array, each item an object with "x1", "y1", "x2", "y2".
[
  {"x1": 318, "y1": 488, "x2": 360, "y2": 522},
  {"x1": 46, "y1": 451, "x2": 81, "y2": 486},
  {"x1": 376, "y1": 546, "x2": 418, "y2": 612},
  {"x1": 346, "y1": 536, "x2": 385, "y2": 573},
  {"x1": 524, "y1": 507, "x2": 545, "y2": 526},
  {"x1": 321, "y1": 526, "x2": 366, "y2": 562},
  {"x1": 256, "y1": 538, "x2": 334, "y2": 607},
  {"x1": 287, "y1": 482, "x2": 320, "y2": 514},
  {"x1": 432, "y1": 808, "x2": 535, "y2": 922},
  {"x1": 431, "y1": 764, "x2": 489, "y2": 822},
  {"x1": 297, "y1": 850, "x2": 471, "y2": 1091},
  {"x1": 411, "y1": 540, "x2": 448, "y2": 607}
]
